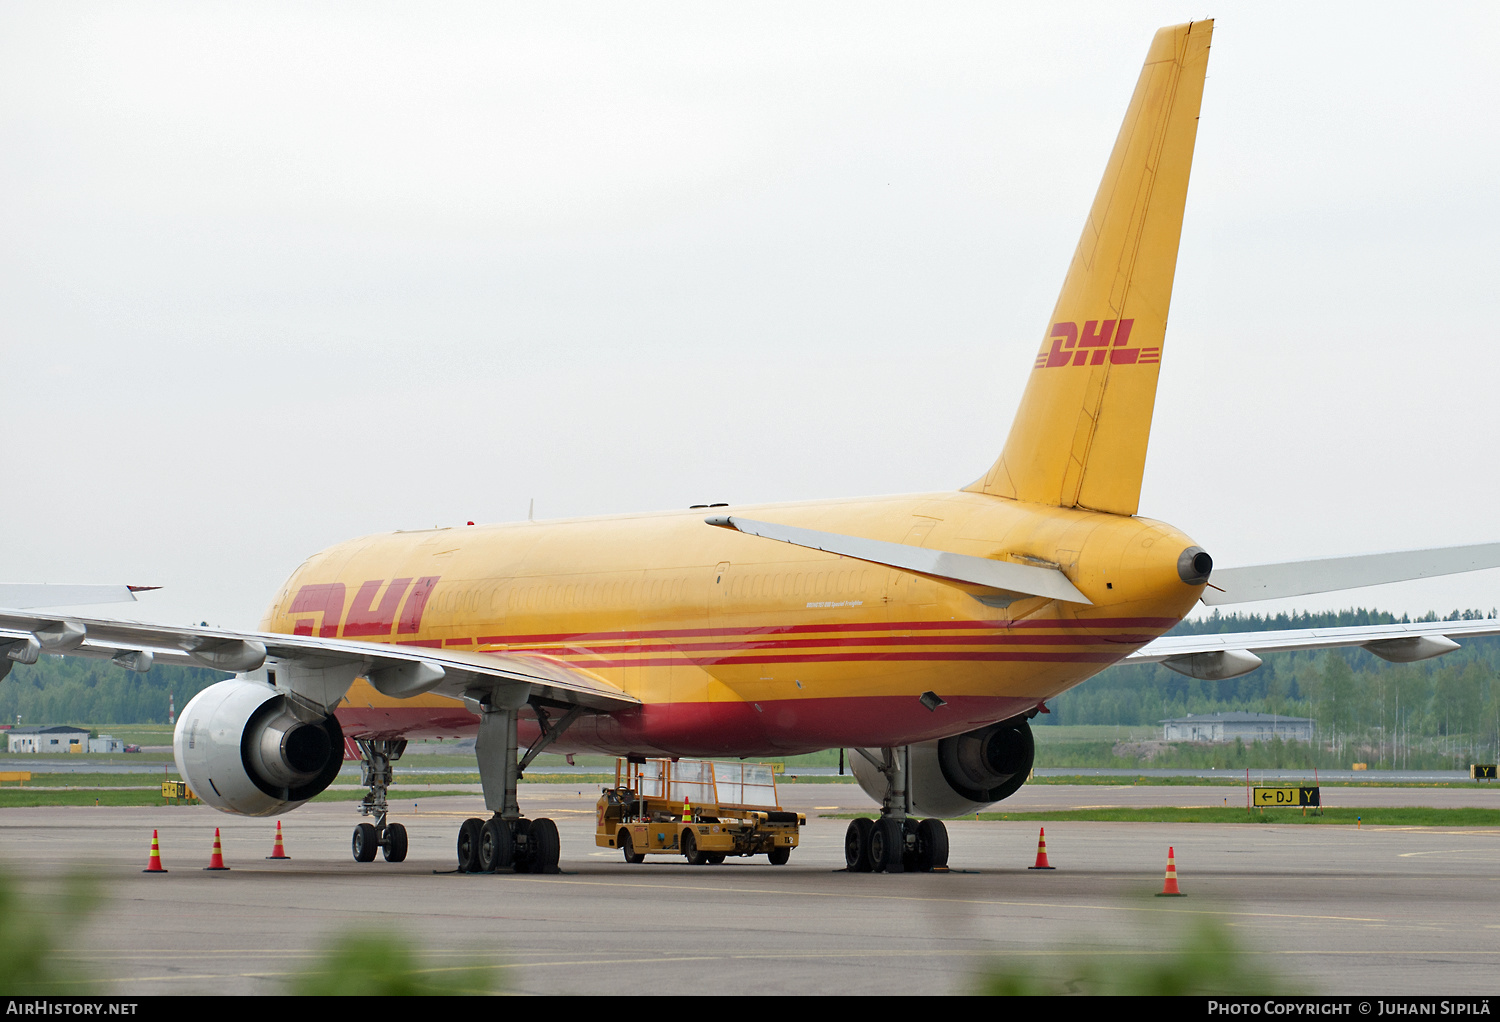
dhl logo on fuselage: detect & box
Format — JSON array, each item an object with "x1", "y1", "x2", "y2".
[
  {"x1": 1032, "y1": 319, "x2": 1161, "y2": 369},
  {"x1": 288, "y1": 577, "x2": 440, "y2": 638}
]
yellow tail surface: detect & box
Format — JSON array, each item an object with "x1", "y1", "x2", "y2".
[{"x1": 968, "y1": 21, "x2": 1212, "y2": 516}]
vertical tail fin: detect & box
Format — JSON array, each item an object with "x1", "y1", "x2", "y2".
[{"x1": 967, "y1": 21, "x2": 1212, "y2": 516}]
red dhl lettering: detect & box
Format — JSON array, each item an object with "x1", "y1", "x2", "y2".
[
  {"x1": 1032, "y1": 319, "x2": 1160, "y2": 369},
  {"x1": 289, "y1": 576, "x2": 440, "y2": 639}
]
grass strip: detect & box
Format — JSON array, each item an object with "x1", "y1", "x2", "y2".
[
  {"x1": 1029, "y1": 775, "x2": 1500, "y2": 789},
  {"x1": 829, "y1": 807, "x2": 1500, "y2": 826}
]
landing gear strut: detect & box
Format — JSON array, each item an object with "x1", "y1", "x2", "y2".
[
  {"x1": 351, "y1": 738, "x2": 410, "y2": 863},
  {"x1": 455, "y1": 689, "x2": 580, "y2": 875},
  {"x1": 844, "y1": 746, "x2": 949, "y2": 873}
]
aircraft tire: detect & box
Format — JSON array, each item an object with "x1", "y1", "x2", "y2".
[
  {"x1": 383, "y1": 822, "x2": 408, "y2": 863},
  {"x1": 869, "y1": 818, "x2": 905, "y2": 873},
  {"x1": 844, "y1": 818, "x2": 874, "y2": 872},
  {"x1": 478, "y1": 818, "x2": 513, "y2": 873},
  {"x1": 457, "y1": 818, "x2": 484, "y2": 872},
  {"x1": 916, "y1": 818, "x2": 949, "y2": 872},
  {"x1": 530, "y1": 818, "x2": 561, "y2": 874},
  {"x1": 352, "y1": 823, "x2": 378, "y2": 863}
]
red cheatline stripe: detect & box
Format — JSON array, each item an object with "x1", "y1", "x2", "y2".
[
  {"x1": 538, "y1": 650, "x2": 1124, "y2": 668},
  {"x1": 499, "y1": 632, "x2": 1156, "y2": 656},
  {"x1": 469, "y1": 617, "x2": 1178, "y2": 646}
]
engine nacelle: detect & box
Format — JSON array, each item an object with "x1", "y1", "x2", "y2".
[
  {"x1": 849, "y1": 717, "x2": 1035, "y2": 818},
  {"x1": 174, "y1": 677, "x2": 345, "y2": 817}
]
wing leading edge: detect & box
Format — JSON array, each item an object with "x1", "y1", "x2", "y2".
[{"x1": 0, "y1": 609, "x2": 638, "y2": 713}]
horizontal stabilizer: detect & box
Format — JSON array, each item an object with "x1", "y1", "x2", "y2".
[
  {"x1": 1203, "y1": 542, "x2": 1500, "y2": 606},
  {"x1": 704, "y1": 515, "x2": 1090, "y2": 605},
  {"x1": 0, "y1": 584, "x2": 147, "y2": 610}
]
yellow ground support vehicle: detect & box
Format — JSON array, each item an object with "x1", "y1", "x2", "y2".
[{"x1": 595, "y1": 758, "x2": 804, "y2": 865}]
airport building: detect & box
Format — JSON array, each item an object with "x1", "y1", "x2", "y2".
[
  {"x1": 6, "y1": 725, "x2": 91, "y2": 753},
  {"x1": 1160, "y1": 712, "x2": 1314, "y2": 744}
]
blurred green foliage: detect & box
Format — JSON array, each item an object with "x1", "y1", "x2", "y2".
[
  {"x1": 975, "y1": 909, "x2": 1297, "y2": 996},
  {"x1": 289, "y1": 935, "x2": 498, "y2": 995},
  {"x1": 0, "y1": 867, "x2": 101, "y2": 995}
]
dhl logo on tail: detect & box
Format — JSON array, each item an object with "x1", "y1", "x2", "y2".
[{"x1": 1033, "y1": 318, "x2": 1161, "y2": 369}]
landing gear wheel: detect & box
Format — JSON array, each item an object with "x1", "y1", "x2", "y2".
[
  {"x1": 530, "y1": 818, "x2": 561, "y2": 874},
  {"x1": 352, "y1": 822, "x2": 378, "y2": 863},
  {"x1": 383, "y1": 822, "x2": 408, "y2": 863},
  {"x1": 682, "y1": 829, "x2": 706, "y2": 865},
  {"x1": 916, "y1": 818, "x2": 949, "y2": 872},
  {"x1": 902, "y1": 817, "x2": 921, "y2": 872},
  {"x1": 620, "y1": 830, "x2": 645, "y2": 864},
  {"x1": 478, "y1": 818, "x2": 514, "y2": 873},
  {"x1": 511, "y1": 819, "x2": 534, "y2": 873},
  {"x1": 845, "y1": 818, "x2": 874, "y2": 873},
  {"x1": 768, "y1": 846, "x2": 790, "y2": 865},
  {"x1": 868, "y1": 817, "x2": 905, "y2": 873},
  {"x1": 457, "y1": 817, "x2": 484, "y2": 872}
]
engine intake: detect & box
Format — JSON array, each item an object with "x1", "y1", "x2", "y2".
[{"x1": 174, "y1": 677, "x2": 344, "y2": 817}]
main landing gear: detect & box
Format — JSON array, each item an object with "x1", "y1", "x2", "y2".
[
  {"x1": 351, "y1": 738, "x2": 409, "y2": 863},
  {"x1": 843, "y1": 746, "x2": 949, "y2": 873},
  {"x1": 453, "y1": 690, "x2": 582, "y2": 875}
]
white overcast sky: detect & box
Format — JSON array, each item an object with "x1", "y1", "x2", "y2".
[{"x1": 2, "y1": 2, "x2": 1498, "y2": 629}]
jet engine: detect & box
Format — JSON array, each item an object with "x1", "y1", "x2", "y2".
[
  {"x1": 849, "y1": 716, "x2": 1035, "y2": 818},
  {"x1": 174, "y1": 676, "x2": 345, "y2": 817}
]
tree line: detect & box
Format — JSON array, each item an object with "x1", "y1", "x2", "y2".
[{"x1": 0, "y1": 656, "x2": 226, "y2": 729}]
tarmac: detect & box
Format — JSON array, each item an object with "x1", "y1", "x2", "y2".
[{"x1": 3, "y1": 783, "x2": 1499, "y2": 995}]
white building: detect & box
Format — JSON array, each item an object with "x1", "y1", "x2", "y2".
[
  {"x1": 1161, "y1": 712, "x2": 1314, "y2": 743},
  {"x1": 7, "y1": 725, "x2": 92, "y2": 753}
]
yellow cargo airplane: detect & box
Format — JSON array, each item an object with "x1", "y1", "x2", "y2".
[{"x1": 6, "y1": 20, "x2": 1500, "y2": 874}]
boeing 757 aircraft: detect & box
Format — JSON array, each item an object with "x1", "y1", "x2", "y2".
[{"x1": 6, "y1": 20, "x2": 1500, "y2": 874}]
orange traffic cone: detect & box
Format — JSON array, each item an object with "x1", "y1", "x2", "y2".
[
  {"x1": 204, "y1": 827, "x2": 230, "y2": 871},
  {"x1": 266, "y1": 821, "x2": 290, "y2": 860},
  {"x1": 143, "y1": 829, "x2": 167, "y2": 873},
  {"x1": 1156, "y1": 845, "x2": 1185, "y2": 896},
  {"x1": 682, "y1": 798, "x2": 691, "y2": 821},
  {"x1": 1028, "y1": 827, "x2": 1055, "y2": 870}
]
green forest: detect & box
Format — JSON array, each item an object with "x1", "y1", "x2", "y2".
[
  {"x1": 0, "y1": 657, "x2": 225, "y2": 730},
  {"x1": 3, "y1": 607, "x2": 1499, "y2": 769}
]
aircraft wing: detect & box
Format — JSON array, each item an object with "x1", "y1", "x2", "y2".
[
  {"x1": 1204, "y1": 542, "x2": 1500, "y2": 606},
  {"x1": 0, "y1": 609, "x2": 638, "y2": 712},
  {"x1": 1126, "y1": 617, "x2": 1500, "y2": 680}
]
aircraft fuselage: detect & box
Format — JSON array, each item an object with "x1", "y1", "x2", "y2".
[{"x1": 260, "y1": 489, "x2": 1206, "y2": 756}]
